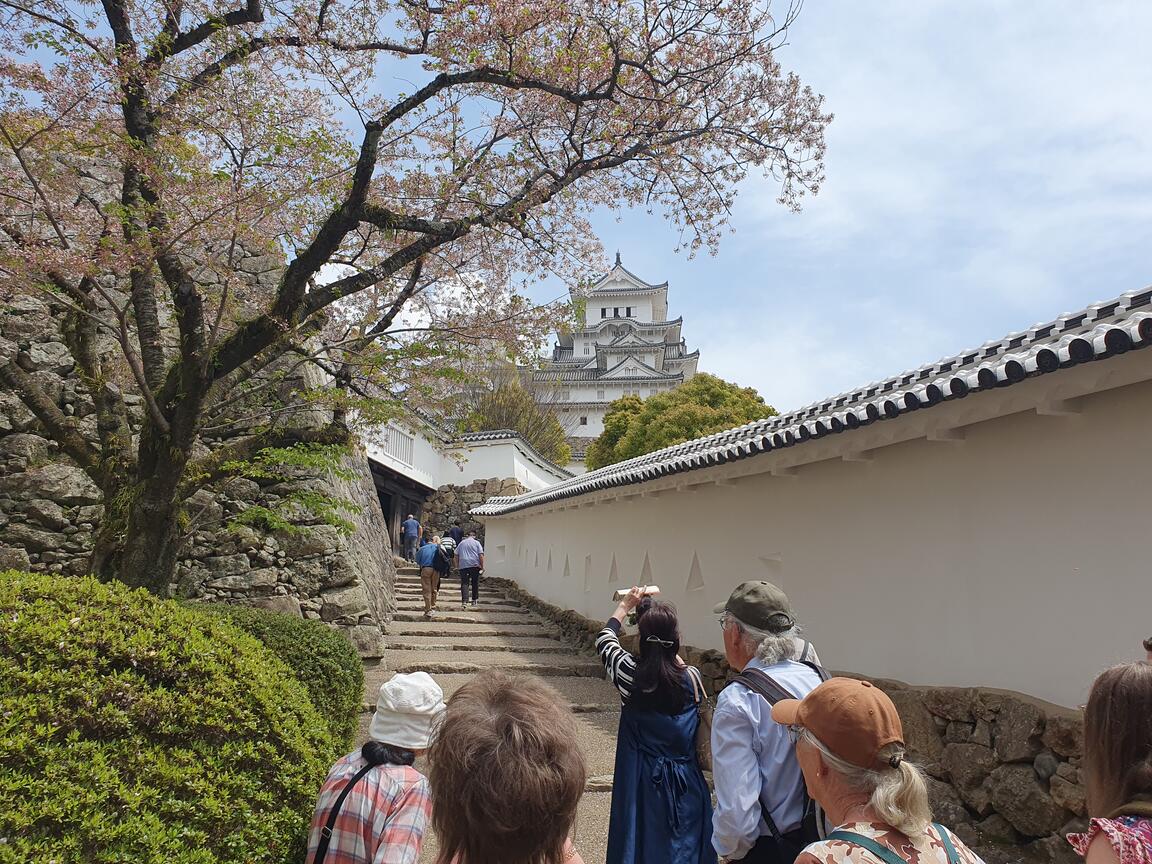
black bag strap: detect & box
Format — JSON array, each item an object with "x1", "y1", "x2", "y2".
[
  {"x1": 728, "y1": 661, "x2": 830, "y2": 838},
  {"x1": 313, "y1": 762, "x2": 377, "y2": 864}
]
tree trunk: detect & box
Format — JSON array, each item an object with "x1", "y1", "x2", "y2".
[
  {"x1": 90, "y1": 425, "x2": 189, "y2": 597},
  {"x1": 92, "y1": 490, "x2": 184, "y2": 597}
]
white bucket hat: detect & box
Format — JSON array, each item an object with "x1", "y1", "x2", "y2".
[{"x1": 368, "y1": 672, "x2": 446, "y2": 749}]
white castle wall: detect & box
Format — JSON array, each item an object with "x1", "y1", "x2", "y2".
[{"x1": 481, "y1": 352, "x2": 1152, "y2": 708}]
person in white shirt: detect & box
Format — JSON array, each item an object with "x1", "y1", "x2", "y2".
[{"x1": 711, "y1": 582, "x2": 825, "y2": 864}]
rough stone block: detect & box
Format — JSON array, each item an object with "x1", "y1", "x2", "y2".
[
  {"x1": 342, "y1": 623, "x2": 384, "y2": 657},
  {"x1": 887, "y1": 687, "x2": 945, "y2": 775},
  {"x1": 943, "y1": 742, "x2": 998, "y2": 815},
  {"x1": 25, "y1": 342, "x2": 74, "y2": 374},
  {"x1": 988, "y1": 764, "x2": 1068, "y2": 838},
  {"x1": 1042, "y1": 711, "x2": 1084, "y2": 759},
  {"x1": 3, "y1": 522, "x2": 64, "y2": 553},
  {"x1": 922, "y1": 687, "x2": 978, "y2": 722},
  {"x1": 25, "y1": 499, "x2": 68, "y2": 530},
  {"x1": 1049, "y1": 775, "x2": 1086, "y2": 817},
  {"x1": 320, "y1": 585, "x2": 370, "y2": 622},
  {"x1": 925, "y1": 775, "x2": 970, "y2": 830},
  {"x1": 994, "y1": 696, "x2": 1045, "y2": 762},
  {"x1": 1033, "y1": 750, "x2": 1060, "y2": 782},
  {"x1": 0, "y1": 463, "x2": 100, "y2": 506},
  {"x1": 251, "y1": 595, "x2": 303, "y2": 618},
  {"x1": 204, "y1": 553, "x2": 251, "y2": 576},
  {"x1": 208, "y1": 568, "x2": 276, "y2": 590},
  {"x1": 0, "y1": 545, "x2": 31, "y2": 570}
]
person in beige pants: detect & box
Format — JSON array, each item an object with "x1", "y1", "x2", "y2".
[{"x1": 415, "y1": 535, "x2": 442, "y2": 618}]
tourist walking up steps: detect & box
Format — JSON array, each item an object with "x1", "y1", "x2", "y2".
[
  {"x1": 453, "y1": 531, "x2": 484, "y2": 608},
  {"x1": 306, "y1": 671, "x2": 445, "y2": 864},
  {"x1": 1068, "y1": 662, "x2": 1152, "y2": 864},
  {"x1": 446, "y1": 518, "x2": 464, "y2": 546},
  {"x1": 415, "y1": 536, "x2": 443, "y2": 618},
  {"x1": 596, "y1": 587, "x2": 716, "y2": 864},
  {"x1": 401, "y1": 514, "x2": 422, "y2": 562},
  {"x1": 771, "y1": 678, "x2": 985, "y2": 864},
  {"x1": 429, "y1": 670, "x2": 586, "y2": 864},
  {"x1": 711, "y1": 581, "x2": 827, "y2": 864}
]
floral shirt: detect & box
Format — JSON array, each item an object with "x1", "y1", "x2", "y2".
[
  {"x1": 800, "y1": 821, "x2": 985, "y2": 864},
  {"x1": 1070, "y1": 817, "x2": 1152, "y2": 864}
]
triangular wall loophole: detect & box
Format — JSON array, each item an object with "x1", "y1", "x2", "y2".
[
  {"x1": 547, "y1": 549, "x2": 553, "y2": 572},
  {"x1": 584, "y1": 555, "x2": 593, "y2": 593},
  {"x1": 608, "y1": 553, "x2": 619, "y2": 584},
  {"x1": 563, "y1": 555, "x2": 571, "y2": 581},
  {"x1": 686, "y1": 552, "x2": 704, "y2": 592},
  {"x1": 640, "y1": 552, "x2": 653, "y2": 586}
]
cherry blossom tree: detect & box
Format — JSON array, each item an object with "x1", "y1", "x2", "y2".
[{"x1": 0, "y1": 0, "x2": 830, "y2": 594}]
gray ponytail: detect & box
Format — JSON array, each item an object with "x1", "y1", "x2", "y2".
[{"x1": 802, "y1": 731, "x2": 932, "y2": 837}]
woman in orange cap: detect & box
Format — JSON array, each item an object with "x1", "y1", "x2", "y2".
[{"x1": 771, "y1": 678, "x2": 985, "y2": 864}]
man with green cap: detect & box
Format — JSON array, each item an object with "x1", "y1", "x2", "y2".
[{"x1": 710, "y1": 581, "x2": 826, "y2": 864}]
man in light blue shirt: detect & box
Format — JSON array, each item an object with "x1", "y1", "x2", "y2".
[
  {"x1": 453, "y1": 532, "x2": 484, "y2": 608},
  {"x1": 711, "y1": 582, "x2": 824, "y2": 864}
]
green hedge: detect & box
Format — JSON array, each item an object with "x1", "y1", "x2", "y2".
[
  {"x1": 201, "y1": 604, "x2": 364, "y2": 749},
  {"x1": 0, "y1": 571, "x2": 337, "y2": 864}
]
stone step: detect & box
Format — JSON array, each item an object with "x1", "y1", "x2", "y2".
[
  {"x1": 373, "y1": 672, "x2": 619, "y2": 708},
  {"x1": 385, "y1": 636, "x2": 583, "y2": 654},
  {"x1": 393, "y1": 603, "x2": 525, "y2": 617},
  {"x1": 391, "y1": 611, "x2": 544, "y2": 624},
  {"x1": 378, "y1": 649, "x2": 606, "y2": 678},
  {"x1": 389, "y1": 620, "x2": 563, "y2": 639}
]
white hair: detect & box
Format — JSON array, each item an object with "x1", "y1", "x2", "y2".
[
  {"x1": 728, "y1": 614, "x2": 802, "y2": 665},
  {"x1": 799, "y1": 729, "x2": 932, "y2": 837}
]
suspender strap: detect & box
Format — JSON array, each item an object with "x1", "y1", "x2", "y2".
[
  {"x1": 826, "y1": 825, "x2": 961, "y2": 864},
  {"x1": 313, "y1": 762, "x2": 377, "y2": 864}
]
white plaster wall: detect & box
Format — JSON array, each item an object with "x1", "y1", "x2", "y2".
[
  {"x1": 441, "y1": 441, "x2": 570, "y2": 491},
  {"x1": 483, "y1": 375, "x2": 1152, "y2": 708},
  {"x1": 365, "y1": 423, "x2": 448, "y2": 490}
]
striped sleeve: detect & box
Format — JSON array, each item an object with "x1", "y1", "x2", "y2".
[{"x1": 595, "y1": 618, "x2": 636, "y2": 700}]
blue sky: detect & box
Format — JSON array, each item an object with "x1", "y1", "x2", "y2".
[{"x1": 565, "y1": 0, "x2": 1152, "y2": 413}]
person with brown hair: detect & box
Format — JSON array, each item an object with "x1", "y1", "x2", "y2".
[
  {"x1": 427, "y1": 670, "x2": 586, "y2": 864},
  {"x1": 771, "y1": 678, "x2": 986, "y2": 864},
  {"x1": 1068, "y1": 662, "x2": 1152, "y2": 864}
]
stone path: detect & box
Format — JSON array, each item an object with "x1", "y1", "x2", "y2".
[{"x1": 358, "y1": 566, "x2": 620, "y2": 863}]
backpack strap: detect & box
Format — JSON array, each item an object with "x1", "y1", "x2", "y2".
[
  {"x1": 826, "y1": 830, "x2": 906, "y2": 864},
  {"x1": 728, "y1": 664, "x2": 827, "y2": 839},
  {"x1": 686, "y1": 666, "x2": 706, "y2": 706},
  {"x1": 826, "y1": 824, "x2": 962, "y2": 864},
  {"x1": 313, "y1": 762, "x2": 377, "y2": 864}
]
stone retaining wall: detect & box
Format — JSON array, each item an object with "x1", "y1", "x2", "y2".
[
  {"x1": 486, "y1": 577, "x2": 1085, "y2": 864},
  {"x1": 422, "y1": 478, "x2": 526, "y2": 545},
  {"x1": 0, "y1": 274, "x2": 394, "y2": 656}
]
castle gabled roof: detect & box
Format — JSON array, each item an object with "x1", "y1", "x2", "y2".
[
  {"x1": 581, "y1": 253, "x2": 669, "y2": 296},
  {"x1": 600, "y1": 356, "x2": 667, "y2": 379},
  {"x1": 476, "y1": 287, "x2": 1152, "y2": 517}
]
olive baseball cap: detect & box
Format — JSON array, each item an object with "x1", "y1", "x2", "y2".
[
  {"x1": 713, "y1": 581, "x2": 795, "y2": 633},
  {"x1": 771, "y1": 677, "x2": 905, "y2": 771}
]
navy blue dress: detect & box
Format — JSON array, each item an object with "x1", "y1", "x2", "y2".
[{"x1": 596, "y1": 621, "x2": 716, "y2": 864}]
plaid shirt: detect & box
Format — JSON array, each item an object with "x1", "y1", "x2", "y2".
[{"x1": 306, "y1": 751, "x2": 431, "y2": 864}]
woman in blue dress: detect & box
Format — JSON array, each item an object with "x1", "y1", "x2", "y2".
[{"x1": 595, "y1": 586, "x2": 716, "y2": 864}]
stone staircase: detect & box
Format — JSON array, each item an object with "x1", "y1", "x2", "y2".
[{"x1": 358, "y1": 565, "x2": 620, "y2": 862}]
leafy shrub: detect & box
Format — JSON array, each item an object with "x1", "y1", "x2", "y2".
[
  {"x1": 0, "y1": 571, "x2": 338, "y2": 864},
  {"x1": 200, "y1": 603, "x2": 364, "y2": 749}
]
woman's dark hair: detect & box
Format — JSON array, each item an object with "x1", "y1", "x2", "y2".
[
  {"x1": 362, "y1": 740, "x2": 416, "y2": 767},
  {"x1": 632, "y1": 600, "x2": 688, "y2": 714},
  {"x1": 1083, "y1": 662, "x2": 1152, "y2": 816}
]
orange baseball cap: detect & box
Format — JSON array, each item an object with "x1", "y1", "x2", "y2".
[{"x1": 771, "y1": 678, "x2": 904, "y2": 771}]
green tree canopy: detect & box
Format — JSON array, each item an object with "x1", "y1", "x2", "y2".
[
  {"x1": 461, "y1": 381, "x2": 572, "y2": 465},
  {"x1": 584, "y1": 374, "x2": 776, "y2": 470}
]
